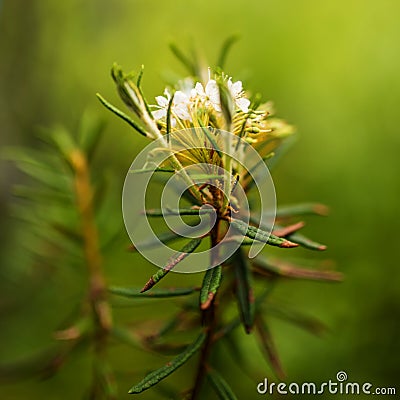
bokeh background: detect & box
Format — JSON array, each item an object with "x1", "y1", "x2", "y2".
[{"x1": 1, "y1": 0, "x2": 399, "y2": 398}]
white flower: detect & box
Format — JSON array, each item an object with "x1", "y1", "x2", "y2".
[
  {"x1": 194, "y1": 80, "x2": 221, "y2": 112},
  {"x1": 227, "y1": 78, "x2": 250, "y2": 113},
  {"x1": 177, "y1": 77, "x2": 196, "y2": 98},
  {"x1": 152, "y1": 89, "x2": 192, "y2": 122}
]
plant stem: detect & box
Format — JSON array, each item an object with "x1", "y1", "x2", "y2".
[
  {"x1": 191, "y1": 220, "x2": 221, "y2": 400},
  {"x1": 69, "y1": 149, "x2": 112, "y2": 331},
  {"x1": 69, "y1": 149, "x2": 115, "y2": 398}
]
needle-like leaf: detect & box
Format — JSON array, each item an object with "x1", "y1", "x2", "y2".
[
  {"x1": 216, "y1": 35, "x2": 239, "y2": 70},
  {"x1": 207, "y1": 368, "x2": 238, "y2": 400},
  {"x1": 266, "y1": 305, "x2": 327, "y2": 336},
  {"x1": 232, "y1": 249, "x2": 255, "y2": 333},
  {"x1": 128, "y1": 331, "x2": 206, "y2": 394},
  {"x1": 169, "y1": 43, "x2": 197, "y2": 76},
  {"x1": 255, "y1": 316, "x2": 285, "y2": 380},
  {"x1": 229, "y1": 218, "x2": 298, "y2": 248},
  {"x1": 276, "y1": 203, "x2": 329, "y2": 218},
  {"x1": 96, "y1": 93, "x2": 149, "y2": 137},
  {"x1": 285, "y1": 231, "x2": 327, "y2": 251},
  {"x1": 145, "y1": 207, "x2": 214, "y2": 217},
  {"x1": 200, "y1": 265, "x2": 222, "y2": 310},
  {"x1": 141, "y1": 238, "x2": 203, "y2": 292},
  {"x1": 252, "y1": 257, "x2": 342, "y2": 282},
  {"x1": 109, "y1": 286, "x2": 200, "y2": 298}
]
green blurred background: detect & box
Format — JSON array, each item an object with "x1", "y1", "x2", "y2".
[{"x1": 1, "y1": 0, "x2": 399, "y2": 398}]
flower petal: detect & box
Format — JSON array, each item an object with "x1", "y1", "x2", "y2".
[
  {"x1": 156, "y1": 96, "x2": 169, "y2": 107},
  {"x1": 195, "y1": 82, "x2": 205, "y2": 97},
  {"x1": 174, "y1": 90, "x2": 189, "y2": 104},
  {"x1": 152, "y1": 109, "x2": 167, "y2": 120},
  {"x1": 229, "y1": 80, "x2": 243, "y2": 97},
  {"x1": 236, "y1": 97, "x2": 250, "y2": 113}
]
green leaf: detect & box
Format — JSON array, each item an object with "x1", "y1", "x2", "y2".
[
  {"x1": 214, "y1": 284, "x2": 276, "y2": 341},
  {"x1": 276, "y1": 203, "x2": 329, "y2": 218},
  {"x1": 166, "y1": 91, "x2": 174, "y2": 136},
  {"x1": 128, "y1": 331, "x2": 206, "y2": 394},
  {"x1": 136, "y1": 64, "x2": 144, "y2": 87},
  {"x1": 145, "y1": 207, "x2": 214, "y2": 217},
  {"x1": 216, "y1": 35, "x2": 239, "y2": 69},
  {"x1": 135, "y1": 67, "x2": 155, "y2": 120},
  {"x1": 200, "y1": 265, "x2": 222, "y2": 310},
  {"x1": 286, "y1": 231, "x2": 327, "y2": 251},
  {"x1": 93, "y1": 360, "x2": 118, "y2": 399},
  {"x1": 245, "y1": 152, "x2": 275, "y2": 177},
  {"x1": 109, "y1": 286, "x2": 199, "y2": 298},
  {"x1": 207, "y1": 369, "x2": 238, "y2": 400},
  {"x1": 265, "y1": 134, "x2": 297, "y2": 171},
  {"x1": 232, "y1": 249, "x2": 255, "y2": 333},
  {"x1": 129, "y1": 223, "x2": 206, "y2": 251},
  {"x1": 2, "y1": 147, "x2": 71, "y2": 191},
  {"x1": 169, "y1": 43, "x2": 197, "y2": 76},
  {"x1": 12, "y1": 184, "x2": 71, "y2": 203},
  {"x1": 266, "y1": 305, "x2": 327, "y2": 336},
  {"x1": 77, "y1": 111, "x2": 106, "y2": 160},
  {"x1": 111, "y1": 326, "x2": 141, "y2": 349},
  {"x1": 255, "y1": 316, "x2": 285, "y2": 380},
  {"x1": 111, "y1": 63, "x2": 143, "y2": 116},
  {"x1": 128, "y1": 167, "x2": 176, "y2": 174},
  {"x1": 141, "y1": 238, "x2": 203, "y2": 292},
  {"x1": 198, "y1": 122, "x2": 223, "y2": 158},
  {"x1": 46, "y1": 126, "x2": 76, "y2": 159},
  {"x1": 252, "y1": 257, "x2": 342, "y2": 282},
  {"x1": 217, "y1": 79, "x2": 234, "y2": 128},
  {"x1": 229, "y1": 218, "x2": 298, "y2": 248},
  {"x1": 96, "y1": 93, "x2": 148, "y2": 137}
]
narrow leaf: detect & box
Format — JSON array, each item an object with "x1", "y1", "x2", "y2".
[
  {"x1": 276, "y1": 203, "x2": 329, "y2": 218},
  {"x1": 169, "y1": 43, "x2": 196, "y2": 76},
  {"x1": 77, "y1": 111, "x2": 105, "y2": 160},
  {"x1": 229, "y1": 218, "x2": 298, "y2": 248},
  {"x1": 3, "y1": 147, "x2": 71, "y2": 191},
  {"x1": 129, "y1": 223, "x2": 205, "y2": 251},
  {"x1": 217, "y1": 35, "x2": 239, "y2": 69},
  {"x1": 166, "y1": 92, "x2": 174, "y2": 136},
  {"x1": 136, "y1": 65, "x2": 144, "y2": 87},
  {"x1": 255, "y1": 316, "x2": 285, "y2": 380},
  {"x1": 207, "y1": 369, "x2": 238, "y2": 400},
  {"x1": 145, "y1": 207, "x2": 214, "y2": 217},
  {"x1": 232, "y1": 249, "x2": 255, "y2": 333},
  {"x1": 128, "y1": 167, "x2": 176, "y2": 174},
  {"x1": 200, "y1": 265, "x2": 222, "y2": 310},
  {"x1": 214, "y1": 284, "x2": 275, "y2": 341},
  {"x1": 128, "y1": 331, "x2": 206, "y2": 394},
  {"x1": 286, "y1": 231, "x2": 327, "y2": 251},
  {"x1": 96, "y1": 93, "x2": 148, "y2": 137},
  {"x1": 198, "y1": 122, "x2": 223, "y2": 158},
  {"x1": 109, "y1": 286, "x2": 199, "y2": 298},
  {"x1": 217, "y1": 80, "x2": 233, "y2": 127},
  {"x1": 267, "y1": 305, "x2": 327, "y2": 336},
  {"x1": 141, "y1": 238, "x2": 202, "y2": 292},
  {"x1": 252, "y1": 258, "x2": 342, "y2": 282},
  {"x1": 111, "y1": 326, "x2": 141, "y2": 349},
  {"x1": 272, "y1": 221, "x2": 305, "y2": 237},
  {"x1": 244, "y1": 152, "x2": 275, "y2": 176}
]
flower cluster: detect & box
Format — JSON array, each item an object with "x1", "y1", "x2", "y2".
[
  {"x1": 152, "y1": 71, "x2": 251, "y2": 127},
  {"x1": 100, "y1": 64, "x2": 295, "y2": 162}
]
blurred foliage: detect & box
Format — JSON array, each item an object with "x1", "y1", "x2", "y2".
[{"x1": 1, "y1": 0, "x2": 400, "y2": 399}]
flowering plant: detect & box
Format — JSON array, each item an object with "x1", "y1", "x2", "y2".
[
  {"x1": 96, "y1": 41, "x2": 341, "y2": 398},
  {"x1": 4, "y1": 40, "x2": 341, "y2": 400}
]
